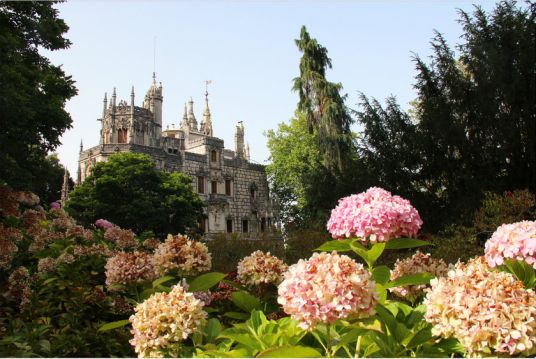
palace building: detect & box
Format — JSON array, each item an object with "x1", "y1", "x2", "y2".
[{"x1": 76, "y1": 74, "x2": 278, "y2": 236}]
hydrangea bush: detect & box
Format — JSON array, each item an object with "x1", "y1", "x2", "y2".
[{"x1": 3, "y1": 184, "x2": 536, "y2": 358}]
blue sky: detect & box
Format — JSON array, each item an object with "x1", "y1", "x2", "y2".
[{"x1": 44, "y1": 1, "x2": 501, "y2": 178}]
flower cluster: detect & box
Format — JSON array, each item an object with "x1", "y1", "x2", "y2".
[
  {"x1": 389, "y1": 251, "x2": 454, "y2": 302},
  {"x1": 0, "y1": 223, "x2": 23, "y2": 243},
  {"x1": 111, "y1": 296, "x2": 132, "y2": 315},
  {"x1": 153, "y1": 234, "x2": 212, "y2": 276},
  {"x1": 37, "y1": 257, "x2": 57, "y2": 274},
  {"x1": 65, "y1": 225, "x2": 94, "y2": 243},
  {"x1": 129, "y1": 283, "x2": 207, "y2": 357},
  {"x1": 237, "y1": 250, "x2": 288, "y2": 287},
  {"x1": 50, "y1": 202, "x2": 60, "y2": 208},
  {"x1": 104, "y1": 226, "x2": 138, "y2": 250},
  {"x1": 0, "y1": 240, "x2": 18, "y2": 270},
  {"x1": 212, "y1": 270, "x2": 243, "y2": 302},
  {"x1": 21, "y1": 209, "x2": 46, "y2": 229},
  {"x1": 142, "y1": 237, "x2": 161, "y2": 250},
  {"x1": 51, "y1": 217, "x2": 75, "y2": 232},
  {"x1": 278, "y1": 251, "x2": 379, "y2": 331},
  {"x1": 105, "y1": 251, "x2": 157, "y2": 291},
  {"x1": 3, "y1": 267, "x2": 33, "y2": 305},
  {"x1": 95, "y1": 219, "x2": 114, "y2": 229},
  {"x1": 179, "y1": 278, "x2": 212, "y2": 307},
  {"x1": 327, "y1": 187, "x2": 423, "y2": 245},
  {"x1": 57, "y1": 253, "x2": 75, "y2": 265},
  {"x1": 48, "y1": 207, "x2": 70, "y2": 219},
  {"x1": 485, "y1": 220, "x2": 536, "y2": 269},
  {"x1": 423, "y1": 256, "x2": 536, "y2": 357}
]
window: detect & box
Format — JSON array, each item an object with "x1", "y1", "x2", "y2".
[
  {"x1": 250, "y1": 189, "x2": 255, "y2": 198},
  {"x1": 199, "y1": 218, "x2": 206, "y2": 232},
  {"x1": 197, "y1": 176, "x2": 205, "y2": 193},
  {"x1": 211, "y1": 181, "x2": 218, "y2": 194},
  {"x1": 225, "y1": 179, "x2": 231, "y2": 196},
  {"x1": 261, "y1": 218, "x2": 266, "y2": 232},
  {"x1": 211, "y1": 150, "x2": 217, "y2": 162},
  {"x1": 117, "y1": 129, "x2": 127, "y2": 143},
  {"x1": 226, "y1": 219, "x2": 233, "y2": 233},
  {"x1": 242, "y1": 220, "x2": 248, "y2": 233}
]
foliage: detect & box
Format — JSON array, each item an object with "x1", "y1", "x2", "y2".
[
  {"x1": 66, "y1": 152, "x2": 206, "y2": 237},
  {"x1": 292, "y1": 25, "x2": 355, "y2": 173},
  {"x1": 353, "y1": 1, "x2": 535, "y2": 232},
  {"x1": 33, "y1": 153, "x2": 75, "y2": 207},
  {"x1": 0, "y1": 1, "x2": 78, "y2": 191},
  {"x1": 428, "y1": 189, "x2": 536, "y2": 265}
]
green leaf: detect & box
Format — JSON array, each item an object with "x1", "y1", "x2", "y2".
[
  {"x1": 334, "y1": 328, "x2": 370, "y2": 352},
  {"x1": 231, "y1": 291, "x2": 261, "y2": 313},
  {"x1": 249, "y1": 310, "x2": 268, "y2": 334},
  {"x1": 188, "y1": 272, "x2": 226, "y2": 293},
  {"x1": 431, "y1": 337, "x2": 465, "y2": 354},
  {"x1": 218, "y1": 333, "x2": 264, "y2": 352},
  {"x1": 203, "y1": 318, "x2": 222, "y2": 344},
  {"x1": 371, "y1": 266, "x2": 391, "y2": 286},
  {"x1": 42, "y1": 277, "x2": 57, "y2": 285},
  {"x1": 405, "y1": 326, "x2": 433, "y2": 350},
  {"x1": 139, "y1": 288, "x2": 158, "y2": 301},
  {"x1": 385, "y1": 238, "x2": 433, "y2": 249},
  {"x1": 314, "y1": 238, "x2": 353, "y2": 252},
  {"x1": 385, "y1": 273, "x2": 435, "y2": 289},
  {"x1": 98, "y1": 319, "x2": 131, "y2": 331},
  {"x1": 223, "y1": 312, "x2": 251, "y2": 320},
  {"x1": 504, "y1": 259, "x2": 536, "y2": 289},
  {"x1": 368, "y1": 242, "x2": 386, "y2": 265},
  {"x1": 374, "y1": 304, "x2": 397, "y2": 340},
  {"x1": 257, "y1": 345, "x2": 322, "y2": 358},
  {"x1": 350, "y1": 242, "x2": 370, "y2": 264},
  {"x1": 152, "y1": 275, "x2": 175, "y2": 289}
]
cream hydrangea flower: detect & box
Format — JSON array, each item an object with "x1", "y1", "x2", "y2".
[
  {"x1": 424, "y1": 256, "x2": 536, "y2": 357},
  {"x1": 129, "y1": 283, "x2": 207, "y2": 357},
  {"x1": 237, "y1": 250, "x2": 288, "y2": 287},
  {"x1": 485, "y1": 220, "x2": 536, "y2": 269},
  {"x1": 105, "y1": 250, "x2": 157, "y2": 292},
  {"x1": 153, "y1": 234, "x2": 211, "y2": 276},
  {"x1": 389, "y1": 251, "x2": 454, "y2": 302},
  {"x1": 327, "y1": 187, "x2": 423, "y2": 245},
  {"x1": 277, "y1": 251, "x2": 379, "y2": 331}
]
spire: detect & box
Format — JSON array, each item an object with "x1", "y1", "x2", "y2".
[
  {"x1": 131, "y1": 86, "x2": 135, "y2": 108},
  {"x1": 79, "y1": 139, "x2": 83, "y2": 153},
  {"x1": 112, "y1": 87, "x2": 117, "y2": 108},
  {"x1": 102, "y1": 92, "x2": 107, "y2": 118},
  {"x1": 60, "y1": 169, "x2": 70, "y2": 207},
  {"x1": 200, "y1": 90, "x2": 213, "y2": 136},
  {"x1": 187, "y1": 97, "x2": 198, "y2": 131}
]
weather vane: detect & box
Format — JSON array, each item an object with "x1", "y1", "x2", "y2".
[{"x1": 205, "y1": 80, "x2": 212, "y2": 99}]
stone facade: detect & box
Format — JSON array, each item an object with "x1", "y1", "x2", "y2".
[{"x1": 77, "y1": 74, "x2": 278, "y2": 236}]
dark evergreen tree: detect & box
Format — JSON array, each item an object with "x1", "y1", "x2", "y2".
[
  {"x1": 292, "y1": 26, "x2": 355, "y2": 173},
  {"x1": 0, "y1": 1, "x2": 78, "y2": 191}
]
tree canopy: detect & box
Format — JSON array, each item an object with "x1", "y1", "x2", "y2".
[
  {"x1": 292, "y1": 26, "x2": 355, "y2": 173},
  {"x1": 66, "y1": 153, "x2": 206, "y2": 237},
  {"x1": 0, "y1": 1, "x2": 77, "y2": 191},
  {"x1": 354, "y1": 1, "x2": 535, "y2": 231}
]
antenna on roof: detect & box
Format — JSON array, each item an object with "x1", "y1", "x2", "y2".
[{"x1": 153, "y1": 34, "x2": 156, "y2": 76}]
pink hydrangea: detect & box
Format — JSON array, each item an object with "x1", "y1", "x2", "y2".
[
  {"x1": 327, "y1": 187, "x2": 423, "y2": 245},
  {"x1": 424, "y1": 256, "x2": 536, "y2": 357},
  {"x1": 237, "y1": 250, "x2": 288, "y2": 287},
  {"x1": 129, "y1": 283, "x2": 207, "y2": 357},
  {"x1": 277, "y1": 251, "x2": 379, "y2": 331},
  {"x1": 95, "y1": 219, "x2": 114, "y2": 229},
  {"x1": 153, "y1": 234, "x2": 212, "y2": 276},
  {"x1": 50, "y1": 202, "x2": 61, "y2": 209},
  {"x1": 389, "y1": 251, "x2": 454, "y2": 302},
  {"x1": 485, "y1": 221, "x2": 536, "y2": 269}
]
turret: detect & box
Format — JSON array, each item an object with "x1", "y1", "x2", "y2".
[
  {"x1": 200, "y1": 91, "x2": 213, "y2": 136},
  {"x1": 145, "y1": 73, "x2": 163, "y2": 139},
  {"x1": 180, "y1": 103, "x2": 189, "y2": 132},
  {"x1": 129, "y1": 86, "x2": 135, "y2": 143},
  {"x1": 235, "y1": 121, "x2": 245, "y2": 158},
  {"x1": 60, "y1": 169, "x2": 70, "y2": 207},
  {"x1": 187, "y1": 97, "x2": 198, "y2": 132}
]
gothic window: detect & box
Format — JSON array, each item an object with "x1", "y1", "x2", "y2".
[
  {"x1": 136, "y1": 130, "x2": 144, "y2": 145},
  {"x1": 250, "y1": 189, "x2": 256, "y2": 199},
  {"x1": 198, "y1": 176, "x2": 205, "y2": 194},
  {"x1": 261, "y1": 218, "x2": 266, "y2": 232},
  {"x1": 117, "y1": 129, "x2": 127, "y2": 143},
  {"x1": 211, "y1": 181, "x2": 218, "y2": 194},
  {"x1": 225, "y1": 179, "x2": 231, "y2": 196},
  {"x1": 211, "y1": 150, "x2": 217, "y2": 162},
  {"x1": 199, "y1": 218, "x2": 206, "y2": 232},
  {"x1": 226, "y1": 219, "x2": 233, "y2": 233},
  {"x1": 242, "y1": 220, "x2": 248, "y2": 233}
]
